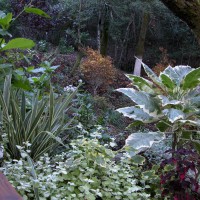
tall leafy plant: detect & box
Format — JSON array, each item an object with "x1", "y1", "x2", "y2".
[
  {"x1": 0, "y1": 6, "x2": 50, "y2": 89},
  {"x1": 0, "y1": 75, "x2": 79, "y2": 160},
  {"x1": 117, "y1": 62, "x2": 200, "y2": 155}
]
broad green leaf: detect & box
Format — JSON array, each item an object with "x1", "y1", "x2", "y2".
[
  {"x1": 158, "y1": 95, "x2": 181, "y2": 107},
  {"x1": 181, "y1": 131, "x2": 192, "y2": 140},
  {"x1": 125, "y1": 132, "x2": 165, "y2": 155},
  {"x1": 192, "y1": 140, "x2": 200, "y2": 154},
  {"x1": 156, "y1": 120, "x2": 171, "y2": 132},
  {"x1": 25, "y1": 7, "x2": 51, "y2": 18},
  {"x1": 160, "y1": 73, "x2": 175, "y2": 90},
  {"x1": 126, "y1": 74, "x2": 155, "y2": 94},
  {"x1": 0, "y1": 13, "x2": 12, "y2": 30},
  {"x1": 182, "y1": 67, "x2": 200, "y2": 90},
  {"x1": 1, "y1": 38, "x2": 35, "y2": 51},
  {"x1": 13, "y1": 79, "x2": 32, "y2": 91},
  {"x1": 27, "y1": 66, "x2": 35, "y2": 72},
  {"x1": 116, "y1": 88, "x2": 161, "y2": 117},
  {"x1": 163, "y1": 108, "x2": 185, "y2": 123},
  {"x1": 116, "y1": 106, "x2": 153, "y2": 122},
  {"x1": 131, "y1": 155, "x2": 145, "y2": 165}
]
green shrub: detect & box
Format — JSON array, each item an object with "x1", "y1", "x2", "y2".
[{"x1": 0, "y1": 76, "x2": 79, "y2": 160}]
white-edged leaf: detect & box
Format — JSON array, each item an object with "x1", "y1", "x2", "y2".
[
  {"x1": 179, "y1": 120, "x2": 200, "y2": 127},
  {"x1": 182, "y1": 67, "x2": 200, "y2": 90},
  {"x1": 126, "y1": 74, "x2": 155, "y2": 94},
  {"x1": 116, "y1": 106, "x2": 153, "y2": 122},
  {"x1": 160, "y1": 73, "x2": 175, "y2": 90},
  {"x1": 30, "y1": 67, "x2": 46, "y2": 73},
  {"x1": 158, "y1": 95, "x2": 181, "y2": 107},
  {"x1": 162, "y1": 65, "x2": 192, "y2": 86},
  {"x1": 163, "y1": 108, "x2": 185, "y2": 123},
  {"x1": 125, "y1": 132, "x2": 165, "y2": 155},
  {"x1": 141, "y1": 62, "x2": 164, "y2": 88},
  {"x1": 116, "y1": 88, "x2": 161, "y2": 117}
]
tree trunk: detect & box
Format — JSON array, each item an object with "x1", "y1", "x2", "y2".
[
  {"x1": 97, "y1": 7, "x2": 101, "y2": 51},
  {"x1": 134, "y1": 11, "x2": 150, "y2": 76},
  {"x1": 118, "y1": 19, "x2": 133, "y2": 68},
  {"x1": 161, "y1": 0, "x2": 200, "y2": 43},
  {"x1": 100, "y1": 4, "x2": 110, "y2": 56},
  {"x1": 77, "y1": 0, "x2": 83, "y2": 45}
]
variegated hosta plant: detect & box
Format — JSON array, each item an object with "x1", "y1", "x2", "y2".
[{"x1": 117, "y1": 63, "x2": 200, "y2": 155}]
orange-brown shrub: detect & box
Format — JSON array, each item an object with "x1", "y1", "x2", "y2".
[
  {"x1": 81, "y1": 48, "x2": 116, "y2": 94},
  {"x1": 153, "y1": 47, "x2": 176, "y2": 75}
]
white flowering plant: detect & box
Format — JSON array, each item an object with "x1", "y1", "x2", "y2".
[{"x1": 1, "y1": 139, "x2": 161, "y2": 200}]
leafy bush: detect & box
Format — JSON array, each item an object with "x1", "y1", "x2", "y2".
[
  {"x1": 1, "y1": 139, "x2": 158, "y2": 200},
  {"x1": 81, "y1": 48, "x2": 116, "y2": 94},
  {"x1": 117, "y1": 63, "x2": 200, "y2": 155},
  {"x1": 0, "y1": 76, "x2": 79, "y2": 160},
  {"x1": 160, "y1": 148, "x2": 200, "y2": 199},
  {"x1": 37, "y1": 40, "x2": 49, "y2": 52}
]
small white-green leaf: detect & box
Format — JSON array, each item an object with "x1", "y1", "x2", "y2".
[{"x1": 0, "y1": 13, "x2": 12, "y2": 30}]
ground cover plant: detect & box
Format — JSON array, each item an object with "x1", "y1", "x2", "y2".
[{"x1": 1, "y1": 139, "x2": 160, "y2": 200}]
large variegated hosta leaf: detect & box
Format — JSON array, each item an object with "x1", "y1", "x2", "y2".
[
  {"x1": 162, "y1": 65, "x2": 192, "y2": 86},
  {"x1": 125, "y1": 132, "x2": 165, "y2": 156},
  {"x1": 163, "y1": 108, "x2": 185, "y2": 123},
  {"x1": 116, "y1": 88, "x2": 161, "y2": 117},
  {"x1": 116, "y1": 106, "x2": 153, "y2": 122}
]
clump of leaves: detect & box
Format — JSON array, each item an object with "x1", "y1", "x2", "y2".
[
  {"x1": 0, "y1": 76, "x2": 79, "y2": 160},
  {"x1": 1, "y1": 139, "x2": 155, "y2": 200},
  {"x1": 81, "y1": 48, "x2": 116, "y2": 94},
  {"x1": 117, "y1": 63, "x2": 200, "y2": 155},
  {"x1": 160, "y1": 148, "x2": 200, "y2": 200}
]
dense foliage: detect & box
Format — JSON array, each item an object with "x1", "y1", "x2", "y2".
[{"x1": 0, "y1": 1, "x2": 200, "y2": 200}]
